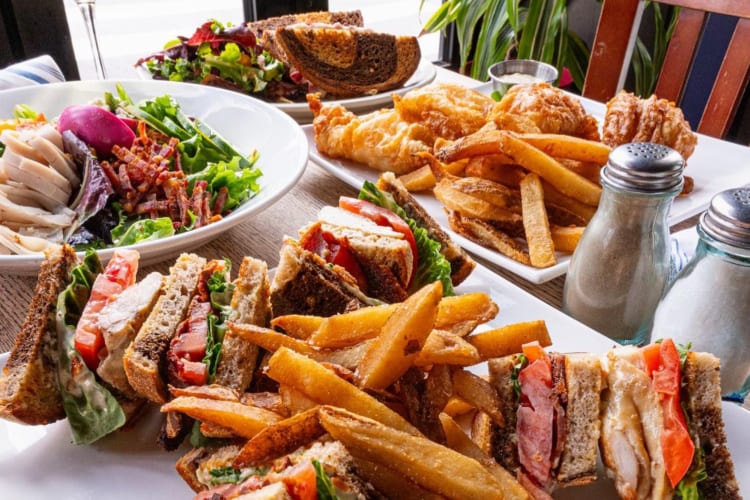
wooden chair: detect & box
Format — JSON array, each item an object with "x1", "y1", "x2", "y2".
[{"x1": 582, "y1": 0, "x2": 750, "y2": 138}]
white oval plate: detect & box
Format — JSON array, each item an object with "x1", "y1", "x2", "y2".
[
  {"x1": 137, "y1": 58, "x2": 437, "y2": 123},
  {"x1": 0, "y1": 80, "x2": 309, "y2": 275}
]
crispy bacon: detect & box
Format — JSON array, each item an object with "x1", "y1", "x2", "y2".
[{"x1": 100, "y1": 124, "x2": 220, "y2": 230}]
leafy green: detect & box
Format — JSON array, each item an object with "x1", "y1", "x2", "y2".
[
  {"x1": 186, "y1": 155, "x2": 262, "y2": 211},
  {"x1": 208, "y1": 465, "x2": 268, "y2": 486},
  {"x1": 110, "y1": 214, "x2": 175, "y2": 246},
  {"x1": 203, "y1": 262, "x2": 234, "y2": 382},
  {"x1": 357, "y1": 181, "x2": 454, "y2": 296},
  {"x1": 511, "y1": 353, "x2": 528, "y2": 401},
  {"x1": 13, "y1": 103, "x2": 41, "y2": 120},
  {"x1": 632, "y1": 3, "x2": 681, "y2": 97},
  {"x1": 0, "y1": 141, "x2": 4, "y2": 157},
  {"x1": 313, "y1": 460, "x2": 340, "y2": 500},
  {"x1": 55, "y1": 251, "x2": 126, "y2": 444}
]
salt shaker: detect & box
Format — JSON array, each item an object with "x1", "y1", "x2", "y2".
[
  {"x1": 562, "y1": 143, "x2": 684, "y2": 344},
  {"x1": 651, "y1": 188, "x2": 750, "y2": 400}
]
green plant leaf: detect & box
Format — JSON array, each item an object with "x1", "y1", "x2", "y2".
[
  {"x1": 472, "y1": 0, "x2": 510, "y2": 80},
  {"x1": 564, "y1": 29, "x2": 591, "y2": 92}
]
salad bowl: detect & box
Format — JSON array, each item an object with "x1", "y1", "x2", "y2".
[{"x1": 0, "y1": 79, "x2": 309, "y2": 275}]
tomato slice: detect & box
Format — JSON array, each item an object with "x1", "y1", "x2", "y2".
[
  {"x1": 522, "y1": 341, "x2": 549, "y2": 364},
  {"x1": 74, "y1": 250, "x2": 138, "y2": 370},
  {"x1": 281, "y1": 461, "x2": 317, "y2": 500},
  {"x1": 339, "y1": 197, "x2": 418, "y2": 286},
  {"x1": 645, "y1": 339, "x2": 695, "y2": 487},
  {"x1": 641, "y1": 342, "x2": 662, "y2": 377},
  {"x1": 300, "y1": 223, "x2": 368, "y2": 292}
]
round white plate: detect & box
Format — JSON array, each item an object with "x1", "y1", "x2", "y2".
[
  {"x1": 137, "y1": 58, "x2": 437, "y2": 123},
  {"x1": 0, "y1": 79, "x2": 309, "y2": 275}
]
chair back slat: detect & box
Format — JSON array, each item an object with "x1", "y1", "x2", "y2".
[
  {"x1": 698, "y1": 18, "x2": 750, "y2": 137},
  {"x1": 659, "y1": 0, "x2": 750, "y2": 18},
  {"x1": 654, "y1": 8, "x2": 705, "y2": 102},
  {"x1": 582, "y1": 0, "x2": 641, "y2": 103}
]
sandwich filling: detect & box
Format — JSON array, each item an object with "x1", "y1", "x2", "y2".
[{"x1": 168, "y1": 259, "x2": 233, "y2": 387}]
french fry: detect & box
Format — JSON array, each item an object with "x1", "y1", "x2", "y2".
[
  {"x1": 443, "y1": 396, "x2": 475, "y2": 417},
  {"x1": 397, "y1": 164, "x2": 437, "y2": 191},
  {"x1": 199, "y1": 421, "x2": 237, "y2": 439},
  {"x1": 439, "y1": 413, "x2": 530, "y2": 499},
  {"x1": 444, "y1": 176, "x2": 523, "y2": 213},
  {"x1": 169, "y1": 384, "x2": 240, "y2": 401},
  {"x1": 227, "y1": 323, "x2": 316, "y2": 355},
  {"x1": 240, "y1": 392, "x2": 288, "y2": 417},
  {"x1": 352, "y1": 456, "x2": 445, "y2": 499},
  {"x1": 400, "y1": 365, "x2": 450, "y2": 443},
  {"x1": 356, "y1": 281, "x2": 442, "y2": 390},
  {"x1": 471, "y1": 411, "x2": 493, "y2": 455},
  {"x1": 435, "y1": 128, "x2": 505, "y2": 163},
  {"x1": 311, "y1": 340, "x2": 374, "y2": 371},
  {"x1": 415, "y1": 330, "x2": 481, "y2": 367},
  {"x1": 266, "y1": 347, "x2": 419, "y2": 435},
  {"x1": 541, "y1": 180, "x2": 597, "y2": 222},
  {"x1": 520, "y1": 173, "x2": 556, "y2": 268},
  {"x1": 448, "y1": 211, "x2": 531, "y2": 265},
  {"x1": 519, "y1": 133, "x2": 611, "y2": 165},
  {"x1": 436, "y1": 292, "x2": 498, "y2": 327},
  {"x1": 318, "y1": 406, "x2": 508, "y2": 499},
  {"x1": 160, "y1": 396, "x2": 282, "y2": 439},
  {"x1": 233, "y1": 407, "x2": 325, "y2": 468},
  {"x1": 278, "y1": 384, "x2": 318, "y2": 414},
  {"x1": 550, "y1": 225, "x2": 586, "y2": 253},
  {"x1": 468, "y1": 320, "x2": 552, "y2": 360},
  {"x1": 435, "y1": 180, "x2": 523, "y2": 223},
  {"x1": 308, "y1": 304, "x2": 397, "y2": 349},
  {"x1": 499, "y1": 131, "x2": 602, "y2": 206},
  {"x1": 465, "y1": 161, "x2": 527, "y2": 189},
  {"x1": 556, "y1": 157, "x2": 603, "y2": 181},
  {"x1": 270, "y1": 314, "x2": 324, "y2": 339},
  {"x1": 451, "y1": 370, "x2": 505, "y2": 428}
]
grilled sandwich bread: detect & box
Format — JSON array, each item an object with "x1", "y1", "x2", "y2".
[
  {"x1": 0, "y1": 244, "x2": 77, "y2": 424},
  {"x1": 123, "y1": 253, "x2": 207, "y2": 404},
  {"x1": 275, "y1": 23, "x2": 421, "y2": 98}
]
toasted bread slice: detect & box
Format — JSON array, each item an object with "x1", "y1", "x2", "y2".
[
  {"x1": 377, "y1": 172, "x2": 476, "y2": 285},
  {"x1": 270, "y1": 240, "x2": 370, "y2": 317},
  {"x1": 214, "y1": 257, "x2": 272, "y2": 391},
  {"x1": 123, "y1": 253, "x2": 206, "y2": 404},
  {"x1": 0, "y1": 244, "x2": 77, "y2": 424},
  {"x1": 276, "y1": 24, "x2": 421, "y2": 98}
]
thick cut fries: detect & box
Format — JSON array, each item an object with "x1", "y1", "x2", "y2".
[
  {"x1": 401, "y1": 365, "x2": 451, "y2": 443},
  {"x1": 356, "y1": 281, "x2": 442, "y2": 390},
  {"x1": 443, "y1": 396, "x2": 475, "y2": 417},
  {"x1": 160, "y1": 396, "x2": 282, "y2": 439},
  {"x1": 266, "y1": 347, "x2": 419, "y2": 435},
  {"x1": 550, "y1": 225, "x2": 586, "y2": 253},
  {"x1": 468, "y1": 320, "x2": 552, "y2": 360},
  {"x1": 311, "y1": 340, "x2": 374, "y2": 371},
  {"x1": 471, "y1": 411, "x2": 494, "y2": 455},
  {"x1": 318, "y1": 406, "x2": 508, "y2": 500},
  {"x1": 448, "y1": 211, "x2": 531, "y2": 265},
  {"x1": 414, "y1": 330, "x2": 481, "y2": 367},
  {"x1": 541, "y1": 180, "x2": 597, "y2": 222},
  {"x1": 233, "y1": 407, "x2": 325, "y2": 468},
  {"x1": 352, "y1": 456, "x2": 444, "y2": 499},
  {"x1": 435, "y1": 179, "x2": 523, "y2": 223},
  {"x1": 269, "y1": 314, "x2": 324, "y2": 339},
  {"x1": 520, "y1": 173, "x2": 556, "y2": 268},
  {"x1": 519, "y1": 133, "x2": 611, "y2": 165},
  {"x1": 498, "y1": 131, "x2": 601, "y2": 206},
  {"x1": 439, "y1": 413, "x2": 530, "y2": 499},
  {"x1": 397, "y1": 164, "x2": 437, "y2": 191},
  {"x1": 278, "y1": 385, "x2": 318, "y2": 414},
  {"x1": 451, "y1": 369, "x2": 505, "y2": 427},
  {"x1": 227, "y1": 323, "x2": 316, "y2": 355}
]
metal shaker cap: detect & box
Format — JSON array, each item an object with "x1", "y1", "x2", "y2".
[
  {"x1": 602, "y1": 143, "x2": 684, "y2": 193},
  {"x1": 700, "y1": 188, "x2": 750, "y2": 247}
]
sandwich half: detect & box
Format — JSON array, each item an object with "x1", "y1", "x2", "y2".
[
  {"x1": 488, "y1": 343, "x2": 603, "y2": 496},
  {"x1": 600, "y1": 339, "x2": 740, "y2": 499}
]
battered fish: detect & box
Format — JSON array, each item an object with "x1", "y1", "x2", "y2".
[
  {"x1": 308, "y1": 94, "x2": 434, "y2": 174},
  {"x1": 490, "y1": 83, "x2": 601, "y2": 141},
  {"x1": 393, "y1": 82, "x2": 495, "y2": 140},
  {"x1": 602, "y1": 90, "x2": 697, "y2": 161}
]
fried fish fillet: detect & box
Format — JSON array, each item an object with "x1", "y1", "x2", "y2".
[
  {"x1": 602, "y1": 90, "x2": 697, "y2": 161},
  {"x1": 490, "y1": 83, "x2": 601, "y2": 141},
  {"x1": 393, "y1": 82, "x2": 496, "y2": 140},
  {"x1": 308, "y1": 94, "x2": 434, "y2": 174}
]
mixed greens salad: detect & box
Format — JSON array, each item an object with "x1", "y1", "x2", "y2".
[
  {"x1": 0, "y1": 84, "x2": 262, "y2": 255},
  {"x1": 138, "y1": 20, "x2": 308, "y2": 103}
]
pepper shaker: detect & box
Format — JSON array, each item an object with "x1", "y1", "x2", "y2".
[
  {"x1": 651, "y1": 188, "x2": 750, "y2": 400},
  {"x1": 562, "y1": 143, "x2": 684, "y2": 344}
]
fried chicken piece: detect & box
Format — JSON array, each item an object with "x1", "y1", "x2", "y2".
[
  {"x1": 490, "y1": 83, "x2": 601, "y2": 141},
  {"x1": 393, "y1": 82, "x2": 495, "y2": 140},
  {"x1": 602, "y1": 90, "x2": 697, "y2": 161},
  {"x1": 308, "y1": 94, "x2": 434, "y2": 174}
]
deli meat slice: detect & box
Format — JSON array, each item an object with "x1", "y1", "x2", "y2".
[{"x1": 517, "y1": 357, "x2": 555, "y2": 486}]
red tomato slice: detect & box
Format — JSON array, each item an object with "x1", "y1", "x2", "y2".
[
  {"x1": 522, "y1": 341, "x2": 549, "y2": 364},
  {"x1": 281, "y1": 461, "x2": 317, "y2": 500},
  {"x1": 641, "y1": 342, "x2": 662, "y2": 377},
  {"x1": 300, "y1": 223, "x2": 368, "y2": 292},
  {"x1": 74, "y1": 250, "x2": 138, "y2": 370},
  {"x1": 339, "y1": 197, "x2": 418, "y2": 286}
]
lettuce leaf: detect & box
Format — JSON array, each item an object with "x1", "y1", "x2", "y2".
[
  {"x1": 55, "y1": 251, "x2": 126, "y2": 444},
  {"x1": 358, "y1": 181, "x2": 454, "y2": 295},
  {"x1": 187, "y1": 156, "x2": 261, "y2": 211},
  {"x1": 313, "y1": 460, "x2": 340, "y2": 500},
  {"x1": 110, "y1": 212, "x2": 175, "y2": 246},
  {"x1": 203, "y1": 262, "x2": 234, "y2": 382}
]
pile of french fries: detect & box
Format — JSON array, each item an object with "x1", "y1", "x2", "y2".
[
  {"x1": 161, "y1": 282, "x2": 552, "y2": 499},
  {"x1": 398, "y1": 126, "x2": 612, "y2": 268}
]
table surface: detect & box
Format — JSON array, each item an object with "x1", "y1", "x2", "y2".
[{"x1": 0, "y1": 67, "x2": 699, "y2": 353}]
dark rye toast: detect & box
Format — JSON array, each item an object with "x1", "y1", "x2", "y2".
[
  {"x1": 376, "y1": 172, "x2": 476, "y2": 286},
  {"x1": 275, "y1": 24, "x2": 421, "y2": 98},
  {"x1": 213, "y1": 257, "x2": 272, "y2": 392},
  {"x1": 123, "y1": 253, "x2": 206, "y2": 404},
  {"x1": 0, "y1": 244, "x2": 77, "y2": 424}
]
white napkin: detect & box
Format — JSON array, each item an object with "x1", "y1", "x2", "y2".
[{"x1": 0, "y1": 55, "x2": 66, "y2": 90}]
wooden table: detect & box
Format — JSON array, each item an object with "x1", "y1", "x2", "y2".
[{"x1": 0, "y1": 67, "x2": 694, "y2": 352}]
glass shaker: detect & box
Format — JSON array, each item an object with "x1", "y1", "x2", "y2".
[
  {"x1": 651, "y1": 188, "x2": 750, "y2": 400},
  {"x1": 562, "y1": 143, "x2": 684, "y2": 344}
]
